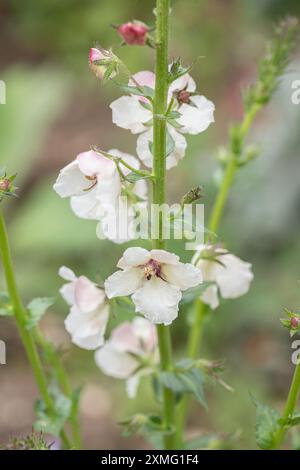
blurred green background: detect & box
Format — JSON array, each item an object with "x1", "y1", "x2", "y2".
[{"x1": 0, "y1": 0, "x2": 300, "y2": 449}]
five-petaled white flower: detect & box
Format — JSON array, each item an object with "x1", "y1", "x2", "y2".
[
  {"x1": 95, "y1": 317, "x2": 157, "y2": 398},
  {"x1": 53, "y1": 149, "x2": 147, "y2": 242},
  {"x1": 59, "y1": 266, "x2": 109, "y2": 350},
  {"x1": 104, "y1": 247, "x2": 202, "y2": 325},
  {"x1": 192, "y1": 244, "x2": 254, "y2": 309},
  {"x1": 110, "y1": 70, "x2": 215, "y2": 169}
]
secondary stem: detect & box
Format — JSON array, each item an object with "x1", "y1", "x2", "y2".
[
  {"x1": 272, "y1": 362, "x2": 300, "y2": 449},
  {"x1": 152, "y1": 0, "x2": 176, "y2": 450},
  {"x1": 0, "y1": 210, "x2": 72, "y2": 449}
]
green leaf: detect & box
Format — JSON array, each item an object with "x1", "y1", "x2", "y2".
[
  {"x1": 159, "y1": 368, "x2": 207, "y2": 408},
  {"x1": 34, "y1": 390, "x2": 71, "y2": 437},
  {"x1": 181, "y1": 282, "x2": 214, "y2": 305},
  {"x1": 0, "y1": 292, "x2": 14, "y2": 316},
  {"x1": 26, "y1": 297, "x2": 55, "y2": 329},
  {"x1": 279, "y1": 411, "x2": 300, "y2": 428},
  {"x1": 124, "y1": 172, "x2": 152, "y2": 183},
  {"x1": 119, "y1": 85, "x2": 154, "y2": 100},
  {"x1": 251, "y1": 394, "x2": 280, "y2": 449}
]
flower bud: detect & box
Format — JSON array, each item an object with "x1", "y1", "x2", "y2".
[
  {"x1": 117, "y1": 22, "x2": 149, "y2": 46},
  {"x1": 290, "y1": 317, "x2": 299, "y2": 329},
  {"x1": 89, "y1": 47, "x2": 118, "y2": 80},
  {"x1": 0, "y1": 178, "x2": 11, "y2": 192},
  {"x1": 181, "y1": 186, "x2": 203, "y2": 205}
]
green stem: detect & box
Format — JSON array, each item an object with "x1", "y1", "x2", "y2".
[
  {"x1": 272, "y1": 362, "x2": 300, "y2": 449},
  {"x1": 174, "y1": 102, "x2": 262, "y2": 447},
  {"x1": 152, "y1": 0, "x2": 175, "y2": 450},
  {"x1": 34, "y1": 330, "x2": 82, "y2": 449},
  {"x1": 0, "y1": 210, "x2": 72, "y2": 449}
]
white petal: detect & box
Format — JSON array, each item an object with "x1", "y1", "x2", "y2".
[
  {"x1": 168, "y1": 73, "x2": 196, "y2": 96},
  {"x1": 130, "y1": 71, "x2": 155, "y2": 89},
  {"x1": 136, "y1": 127, "x2": 187, "y2": 170},
  {"x1": 74, "y1": 276, "x2": 105, "y2": 313},
  {"x1": 53, "y1": 161, "x2": 88, "y2": 198},
  {"x1": 104, "y1": 267, "x2": 144, "y2": 298},
  {"x1": 162, "y1": 262, "x2": 202, "y2": 290},
  {"x1": 117, "y1": 247, "x2": 150, "y2": 269},
  {"x1": 65, "y1": 305, "x2": 109, "y2": 350},
  {"x1": 200, "y1": 284, "x2": 219, "y2": 309},
  {"x1": 108, "y1": 148, "x2": 140, "y2": 176},
  {"x1": 58, "y1": 266, "x2": 76, "y2": 282},
  {"x1": 110, "y1": 96, "x2": 152, "y2": 134},
  {"x1": 59, "y1": 282, "x2": 75, "y2": 306},
  {"x1": 126, "y1": 374, "x2": 141, "y2": 398},
  {"x1": 110, "y1": 321, "x2": 141, "y2": 353},
  {"x1": 95, "y1": 344, "x2": 137, "y2": 379},
  {"x1": 70, "y1": 187, "x2": 104, "y2": 220},
  {"x1": 178, "y1": 95, "x2": 215, "y2": 134},
  {"x1": 132, "y1": 317, "x2": 157, "y2": 352},
  {"x1": 216, "y1": 254, "x2": 254, "y2": 299},
  {"x1": 132, "y1": 277, "x2": 181, "y2": 325},
  {"x1": 150, "y1": 249, "x2": 179, "y2": 265}
]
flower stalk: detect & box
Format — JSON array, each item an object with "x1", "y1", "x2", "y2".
[
  {"x1": 152, "y1": 0, "x2": 176, "y2": 450},
  {"x1": 0, "y1": 210, "x2": 73, "y2": 449}
]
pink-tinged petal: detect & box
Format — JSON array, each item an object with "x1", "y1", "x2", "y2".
[
  {"x1": 58, "y1": 266, "x2": 76, "y2": 282},
  {"x1": 178, "y1": 95, "x2": 215, "y2": 134},
  {"x1": 110, "y1": 322, "x2": 141, "y2": 353},
  {"x1": 105, "y1": 267, "x2": 144, "y2": 298},
  {"x1": 200, "y1": 284, "x2": 219, "y2": 309},
  {"x1": 132, "y1": 277, "x2": 181, "y2": 325},
  {"x1": 118, "y1": 23, "x2": 149, "y2": 46},
  {"x1": 89, "y1": 47, "x2": 104, "y2": 63},
  {"x1": 77, "y1": 150, "x2": 115, "y2": 178},
  {"x1": 74, "y1": 276, "x2": 105, "y2": 313},
  {"x1": 95, "y1": 344, "x2": 138, "y2": 378},
  {"x1": 129, "y1": 71, "x2": 155, "y2": 89},
  {"x1": 110, "y1": 96, "x2": 152, "y2": 134},
  {"x1": 162, "y1": 262, "x2": 202, "y2": 290},
  {"x1": 117, "y1": 247, "x2": 150, "y2": 269},
  {"x1": 215, "y1": 254, "x2": 254, "y2": 299},
  {"x1": 150, "y1": 249, "x2": 179, "y2": 265},
  {"x1": 132, "y1": 317, "x2": 157, "y2": 352},
  {"x1": 53, "y1": 161, "x2": 88, "y2": 198}
]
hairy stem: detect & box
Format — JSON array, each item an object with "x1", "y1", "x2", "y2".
[
  {"x1": 0, "y1": 210, "x2": 73, "y2": 449},
  {"x1": 272, "y1": 362, "x2": 300, "y2": 449},
  {"x1": 152, "y1": 0, "x2": 176, "y2": 450}
]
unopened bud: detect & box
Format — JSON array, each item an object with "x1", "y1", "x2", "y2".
[
  {"x1": 181, "y1": 186, "x2": 203, "y2": 205},
  {"x1": 290, "y1": 317, "x2": 299, "y2": 329},
  {"x1": 117, "y1": 21, "x2": 149, "y2": 46},
  {"x1": 89, "y1": 47, "x2": 118, "y2": 81},
  {"x1": 0, "y1": 178, "x2": 11, "y2": 192}
]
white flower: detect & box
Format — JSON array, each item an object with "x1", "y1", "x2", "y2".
[
  {"x1": 54, "y1": 149, "x2": 148, "y2": 243},
  {"x1": 95, "y1": 317, "x2": 157, "y2": 397},
  {"x1": 110, "y1": 69, "x2": 214, "y2": 169},
  {"x1": 192, "y1": 245, "x2": 254, "y2": 309},
  {"x1": 104, "y1": 247, "x2": 202, "y2": 325},
  {"x1": 59, "y1": 266, "x2": 109, "y2": 350}
]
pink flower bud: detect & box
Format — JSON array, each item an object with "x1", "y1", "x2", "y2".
[
  {"x1": 117, "y1": 22, "x2": 149, "y2": 46},
  {"x1": 0, "y1": 178, "x2": 10, "y2": 192},
  {"x1": 290, "y1": 317, "x2": 299, "y2": 329},
  {"x1": 89, "y1": 47, "x2": 118, "y2": 80}
]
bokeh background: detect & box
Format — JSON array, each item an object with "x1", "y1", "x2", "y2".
[{"x1": 0, "y1": 0, "x2": 300, "y2": 449}]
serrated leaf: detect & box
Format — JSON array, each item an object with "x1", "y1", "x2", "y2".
[
  {"x1": 34, "y1": 391, "x2": 71, "y2": 437},
  {"x1": 26, "y1": 297, "x2": 55, "y2": 329},
  {"x1": 160, "y1": 368, "x2": 207, "y2": 408},
  {"x1": 251, "y1": 394, "x2": 280, "y2": 449},
  {"x1": 279, "y1": 411, "x2": 300, "y2": 428}
]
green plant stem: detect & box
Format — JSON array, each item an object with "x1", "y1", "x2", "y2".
[
  {"x1": 34, "y1": 330, "x2": 82, "y2": 449},
  {"x1": 174, "y1": 102, "x2": 262, "y2": 448},
  {"x1": 0, "y1": 210, "x2": 72, "y2": 449},
  {"x1": 272, "y1": 362, "x2": 300, "y2": 449},
  {"x1": 152, "y1": 0, "x2": 176, "y2": 450}
]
